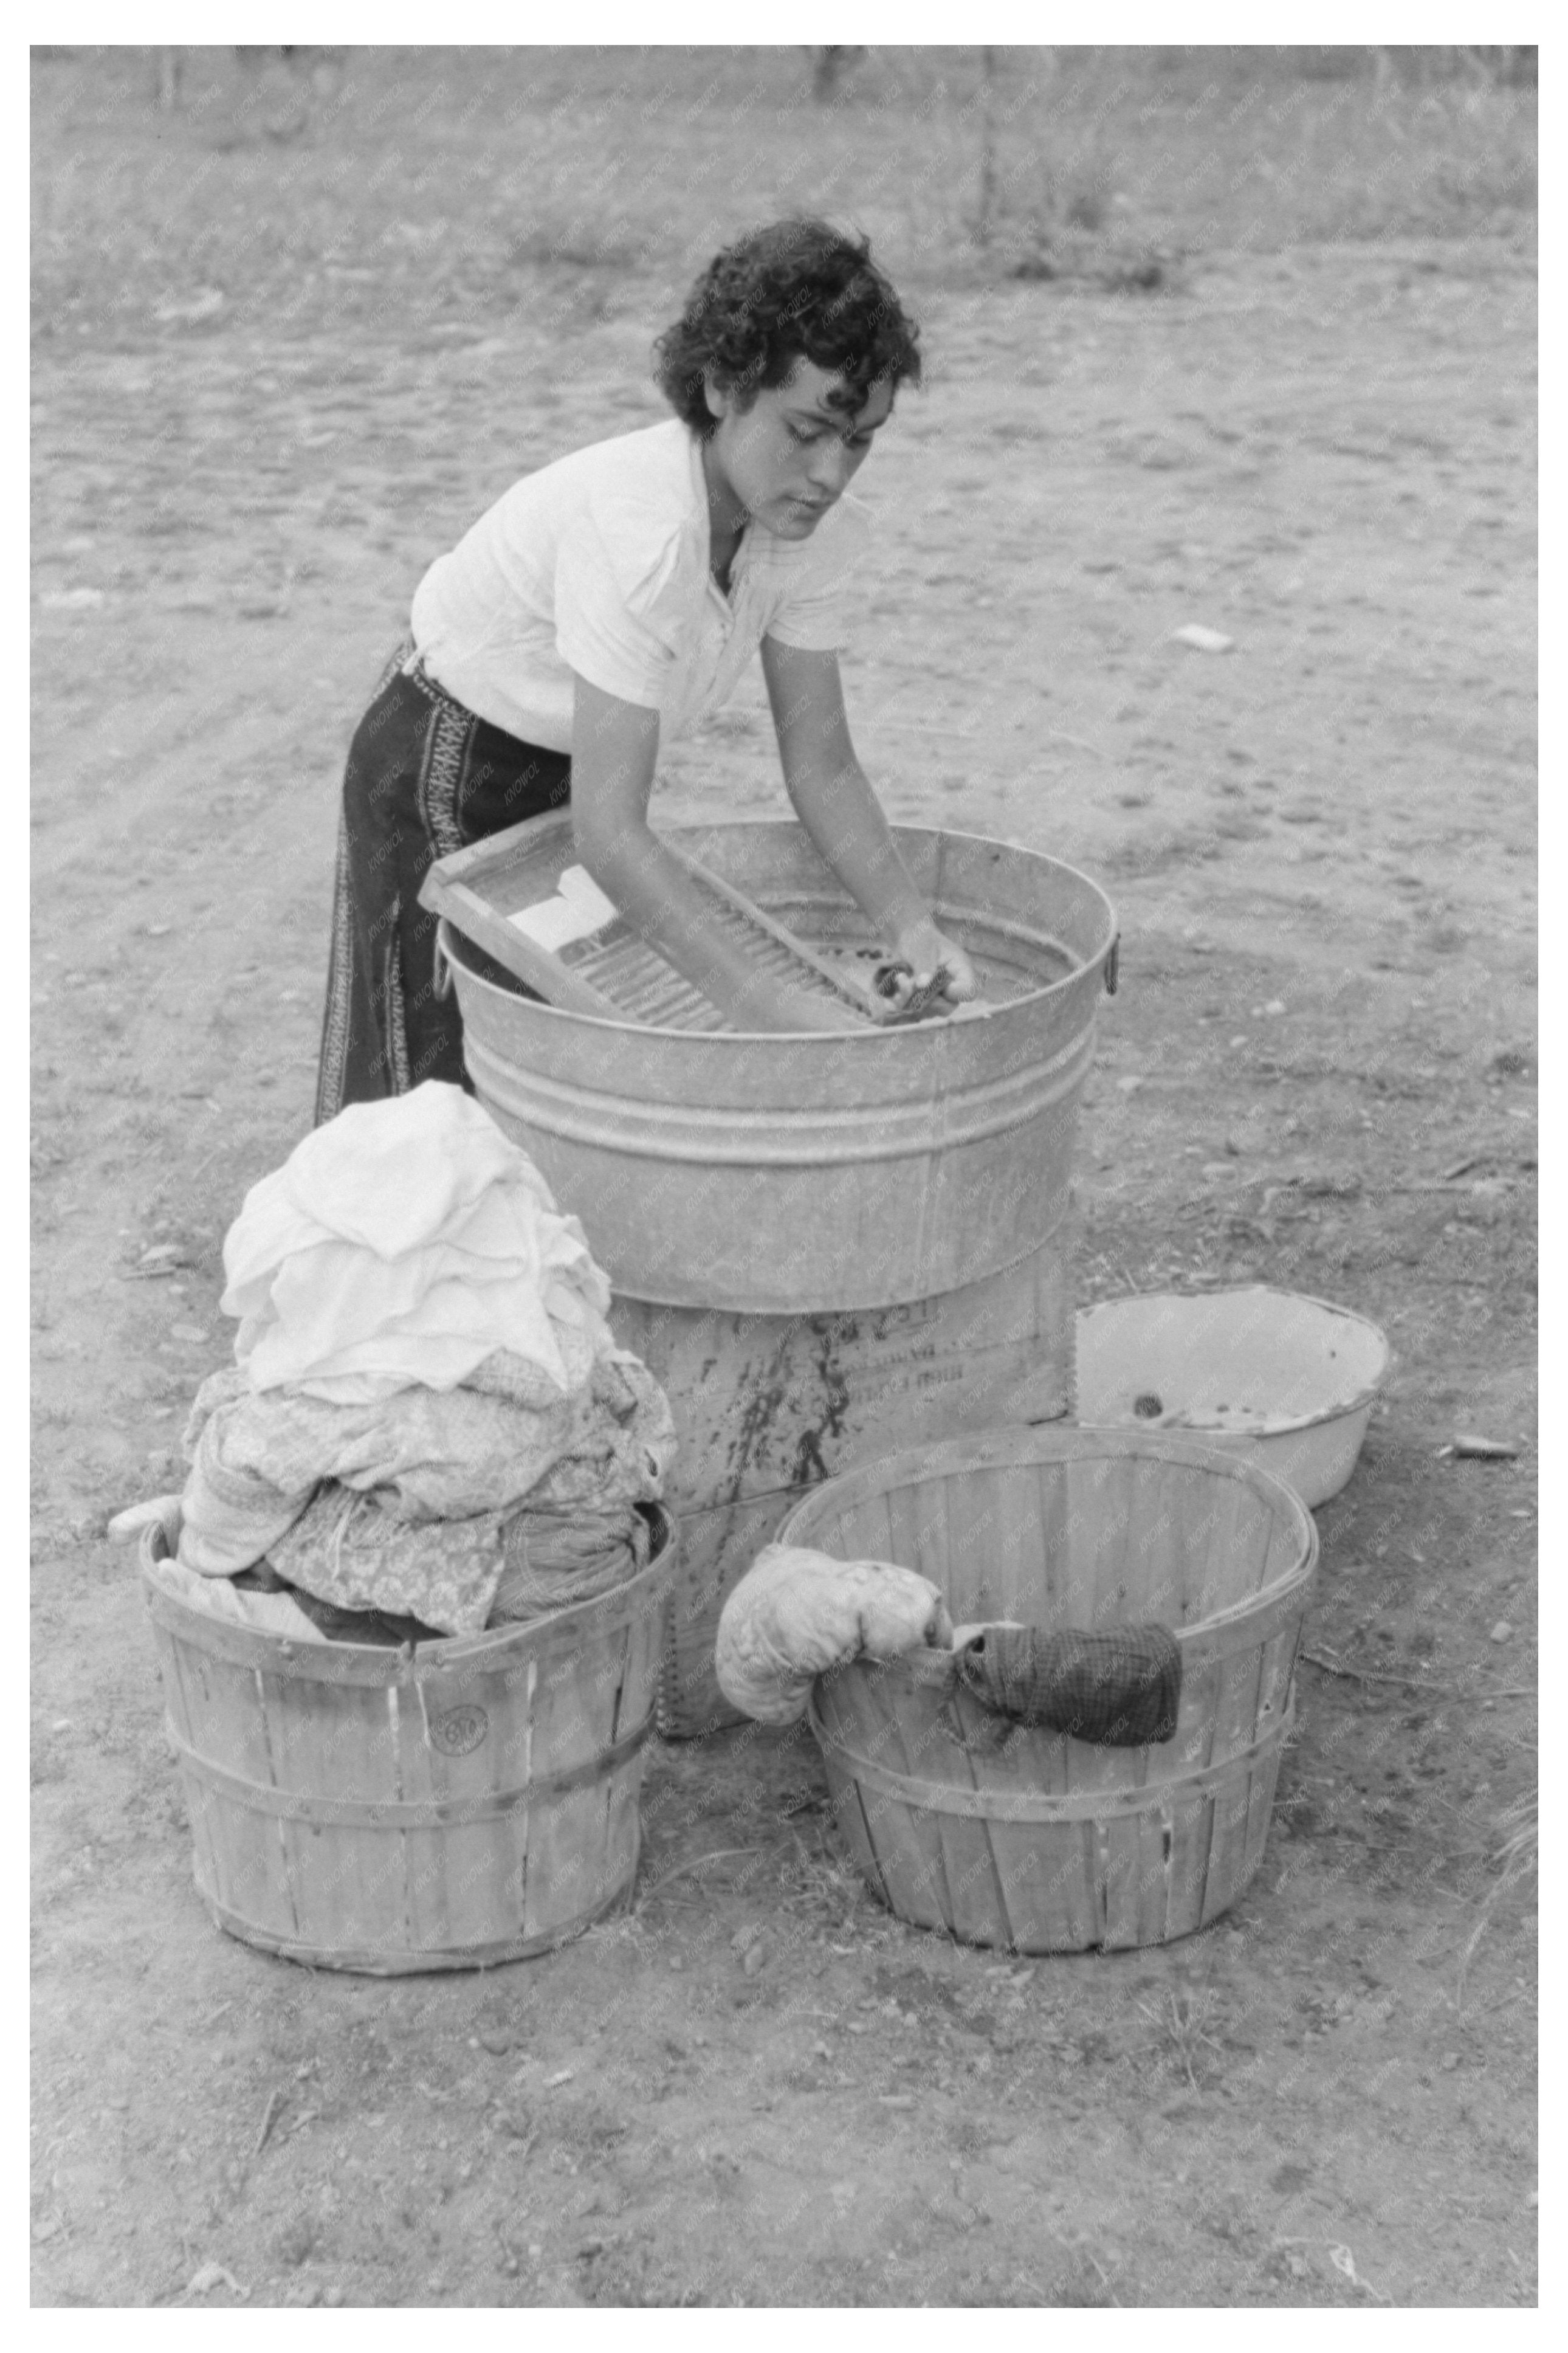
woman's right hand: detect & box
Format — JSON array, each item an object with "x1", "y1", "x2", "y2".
[{"x1": 892, "y1": 918, "x2": 980, "y2": 1004}]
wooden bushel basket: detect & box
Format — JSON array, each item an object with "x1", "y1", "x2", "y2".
[
  {"x1": 140, "y1": 1507, "x2": 675, "y2": 1974},
  {"x1": 777, "y1": 1428, "x2": 1317, "y2": 1953}
]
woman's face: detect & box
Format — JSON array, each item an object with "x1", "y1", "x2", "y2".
[{"x1": 702, "y1": 356, "x2": 895, "y2": 540}]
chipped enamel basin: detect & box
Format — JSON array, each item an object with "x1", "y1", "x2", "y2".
[{"x1": 1075, "y1": 1286, "x2": 1391, "y2": 1509}]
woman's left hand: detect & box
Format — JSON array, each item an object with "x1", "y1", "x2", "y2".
[{"x1": 892, "y1": 921, "x2": 980, "y2": 1004}]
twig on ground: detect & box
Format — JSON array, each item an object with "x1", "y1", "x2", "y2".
[
  {"x1": 1083, "y1": 2246, "x2": 1123, "y2": 2306},
  {"x1": 1042, "y1": 730, "x2": 1113, "y2": 762},
  {"x1": 252, "y1": 2087, "x2": 284, "y2": 2157},
  {"x1": 1301, "y1": 1647, "x2": 1445, "y2": 1690},
  {"x1": 1382, "y1": 1179, "x2": 1511, "y2": 1194},
  {"x1": 636, "y1": 1848, "x2": 761, "y2": 1907},
  {"x1": 1300, "y1": 1648, "x2": 1534, "y2": 1703}
]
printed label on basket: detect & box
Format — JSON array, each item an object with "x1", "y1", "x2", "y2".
[{"x1": 428, "y1": 1703, "x2": 489, "y2": 1756}]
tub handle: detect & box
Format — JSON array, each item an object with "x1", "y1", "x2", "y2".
[
  {"x1": 433, "y1": 928, "x2": 453, "y2": 1002},
  {"x1": 1103, "y1": 934, "x2": 1120, "y2": 996}
]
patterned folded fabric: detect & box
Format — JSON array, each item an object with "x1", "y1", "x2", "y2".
[
  {"x1": 956, "y1": 1623, "x2": 1182, "y2": 1746},
  {"x1": 491, "y1": 1504, "x2": 650, "y2": 1622},
  {"x1": 175, "y1": 1351, "x2": 673, "y2": 1635}
]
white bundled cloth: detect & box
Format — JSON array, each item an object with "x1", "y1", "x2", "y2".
[
  {"x1": 169, "y1": 1083, "x2": 676, "y2": 1635},
  {"x1": 715, "y1": 1543, "x2": 953, "y2": 1727},
  {"x1": 221, "y1": 1081, "x2": 614, "y2": 1404}
]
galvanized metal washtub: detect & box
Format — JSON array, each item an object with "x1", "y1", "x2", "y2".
[
  {"x1": 434, "y1": 817, "x2": 1117, "y2": 1733},
  {"x1": 439, "y1": 819, "x2": 1119, "y2": 1316}
]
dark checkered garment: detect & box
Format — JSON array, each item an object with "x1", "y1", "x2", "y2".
[{"x1": 956, "y1": 1623, "x2": 1182, "y2": 1746}]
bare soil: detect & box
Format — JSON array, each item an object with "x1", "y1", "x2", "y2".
[{"x1": 32, "y1": 47, "x2": 1536, "y2": 2309}]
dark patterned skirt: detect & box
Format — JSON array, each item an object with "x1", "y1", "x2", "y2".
[{"x1": 314, "y1": 644, "x2": 571, "y2": 1125}]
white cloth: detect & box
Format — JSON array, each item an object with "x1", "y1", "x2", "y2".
[
  {"x1": 714, "y1": 1543, "x2": 952, "y2": 1728},
  {"x1": 145, "y1": 1551, "x2": 328, "y2": 1644},
  {"x1": 220, "y1": 1084, "x2": 615, "y2": 1403},
  {"x1": 408, "y1": 418, "x2": 871, "y2": 750}
]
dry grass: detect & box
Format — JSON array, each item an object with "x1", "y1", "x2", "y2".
[
  {"x1": 32, "y1": 45, "x2": 1536, "y2": 352},
  {"x1": 1457, "y1": 1787, "x2": 1538, "y2": 2008},
  {"x1": 1136, "y1": 1985, "x2": 1224, "y2": 2091}
]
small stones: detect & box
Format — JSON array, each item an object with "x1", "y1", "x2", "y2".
[
  {"x1": 41, "y1": 587, "x2": 106, "y2": 612},
  {"x1": 156, "y1": 287, "x2": 225, "y2": 325},
  {"x1": 185, "y1": 2260, "x2": 247, "y2": 2299},
  {"x1": 273, "y1": 2218, "x2": 315, "y2": 2269},
  {"x1": 1490, "y1": 1621, "x2": 1515, "y2": 1644}
]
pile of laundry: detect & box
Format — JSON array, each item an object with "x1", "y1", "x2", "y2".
[
  {"x1": 715, "y1": 1545, "x2": 1182, "y2": 1746},
  {"x1": 142, "y1": 1083, "x2": 674, "y2": 1642}
]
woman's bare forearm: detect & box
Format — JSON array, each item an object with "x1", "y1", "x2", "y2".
[
  {"x1": 760, "y1": 635, "x2": 942, "y2": 959},
  {"x1": 780, "y1": 753, "x2": 940, "y2": 956}
]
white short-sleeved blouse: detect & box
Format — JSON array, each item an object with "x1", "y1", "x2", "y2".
[{"x1": 408, "y1": 418, "x2": 871, "y2": 753}]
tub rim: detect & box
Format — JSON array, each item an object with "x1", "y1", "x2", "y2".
[
  {"x1": 775, "y1": 1420, "x2": 1320, "y2": 1662},
  {"x1": 432, "y1": 816, "x2": 1119, "y2": 1042}
]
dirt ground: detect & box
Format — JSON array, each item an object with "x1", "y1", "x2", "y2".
[{"x1": 32, "y1": 48, "x2": 1536, "y2": 2309}]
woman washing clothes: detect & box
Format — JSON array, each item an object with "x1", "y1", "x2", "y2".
[{"x1": 315, "y1": 216, "x2": 978, "y2": 1122}]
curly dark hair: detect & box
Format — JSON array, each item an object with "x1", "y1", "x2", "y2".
[{"x1": 653, "y1": 218, "x2": 921, "y2": 435}]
